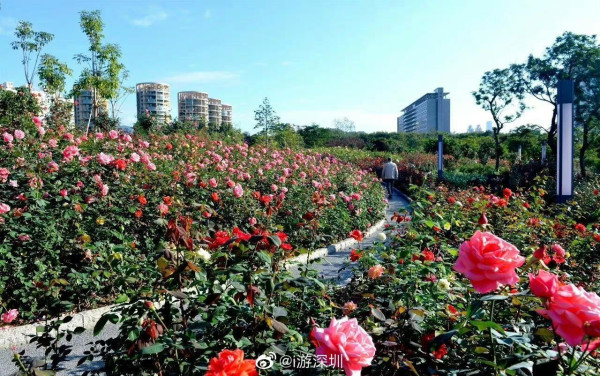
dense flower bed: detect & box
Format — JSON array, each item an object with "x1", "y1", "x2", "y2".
[
  {"x1": 17, "y1": 175, "x2": 598, "y2": 376},
  {"x1": 0, "y1": 120, "x2": 385, "y2": 322}
]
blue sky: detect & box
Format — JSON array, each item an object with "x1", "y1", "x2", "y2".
[{"x1": 1, "y1": 0, "x2": 599, "y2": 133}]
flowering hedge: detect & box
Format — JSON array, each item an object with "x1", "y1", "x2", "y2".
[{"x1": 0, "y1": 120, "x2": 385, "y2": 322}]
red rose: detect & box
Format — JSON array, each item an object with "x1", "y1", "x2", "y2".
[{"x1": 206, "y1": 349, "x2": 257, "y2": 376}]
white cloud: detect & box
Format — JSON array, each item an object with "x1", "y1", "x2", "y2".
[
  {"x1": 162, "y1": 71, "x2": 241, "y2": 85},
  {"x1": 0, "y1": 17, "x2": 17, "y2": 36},
  {"x1": 279, "y1": 109, "x2": 398, "y2": 133},
  {"x1": 131, "y1": 9, "x2": 168, "y2": 27},
  {"x1": 204, "y1": 10, "x2": 212, "y2": 19}
]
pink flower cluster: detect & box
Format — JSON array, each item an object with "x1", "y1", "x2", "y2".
[{"x1": 531, "y1": 271, "x2": 600, "y2": 348}]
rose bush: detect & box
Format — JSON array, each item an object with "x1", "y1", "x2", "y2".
[{"x1": 0, "y1": 122, "x2": 385, "y2": 323}]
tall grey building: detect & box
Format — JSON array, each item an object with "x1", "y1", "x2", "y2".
[
  {"x1": 74, "y1": 89, "x2": 107, "y2": 129},
  {"x1": 136, "y1": 82, "x2": 171, "y2": 123},
  {"x1": 397, "y1": 87, "x2": 450, "y2": 133}
]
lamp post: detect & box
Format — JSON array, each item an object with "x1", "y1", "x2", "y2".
[
  {"x1": 438, "y1": 135, "x2": 443, "y2": 180},
  {"x1": 541, "y1": 141, "x2": 547, "y2": 165},
  {"x1": 517, "y1": 144, "x2": 522, "y2": 161},
  {"x1": 556, "y1": 79, "x2": 574, "y2": 203}
]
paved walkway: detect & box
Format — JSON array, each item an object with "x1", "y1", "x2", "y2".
[
  {"x1": 309, "y1": 187, "x2": 411, "y2": 285},
  {"x1": 0, "y1": 187, "x2": 411, "y2": 376}
]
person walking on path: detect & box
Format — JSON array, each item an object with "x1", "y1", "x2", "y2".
[{"x1": 381, "y1": 157, "x2": 398, "y2": 199}]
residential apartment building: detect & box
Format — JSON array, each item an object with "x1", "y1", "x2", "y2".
[
  {"x1": 221, "y1": 104, "x2": 232, "y2": 125},
  {"x1": 397, "y1": 87, "x2": 450, "y2": 133},
  {"x1": 178, "y1": 91, "x2": 208, "y2": 123},
  {"x1": 136, "y1": 82, "x2": 171, "y2": 123},
  {"x1": 208, "y1": 98, "x2": 222, "y2": 127},
  {"x1": 74, "y1": 89, "x2": 108, "y2": 129}
]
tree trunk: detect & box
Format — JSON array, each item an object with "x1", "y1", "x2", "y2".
[
  {"x1": 580, "y1": 120, "x2": 589, "y2": 178},
  {"x1": 494, "y1": 130, "x2": 501, "y2": 172},
  {"x1": 548, "y1": 105, "x2": 558, "y2": 157}
]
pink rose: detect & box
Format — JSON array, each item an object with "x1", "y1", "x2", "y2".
[
  {"x1": 108, "y1": 130, "x2": 118, "y2": 139},
  {"x1": 209, "y1": 178, "x2": 218, "y2": 188},
  {"x1": 311, "y1": 317, "x2": 375, "y2": 376},
  {"x1": 97, "y1": 152, "x2": 114, "y2": 165},
  {"x1": 32, "y1": 117, "x2": 42, "y2": 127},
  {"x1": 158, "y1": 203, "x2": 169, "y2": 216},
  {"x1": 368, "y1": 265, "x2": 385, "y2": 279},
  {"x1": 3, "y1": 132, "x2": 13, "y2": 143},
  {"x1": 130, "y1": 153, "x2": 140, "y2": 162},
  {"x1": 99, "y1": 183, "x2": 109, "y2": 197},
  {"x1": 249, "y1": 217, "x2": 257, "y2": 225},
  {"x1": 453, "y1": 231, "x2": 525, "y2": 294},
  {"x1": 233, "y1": 184, "x2": 244, "y2": 198},
  {"x1": 60, "y1": 189, "x2": 68, "y2": 197},
  {"x1": 14, "y1": 130, "x2": 25, "y2": 140},
  {"x1": 529, "y1": 270, "x2": 560, "y2": 298},
  {"x1": 538, "y1": 284, "x2": 600, "y2": 346},
  {"x1": 0, "y1": 203, "x2": 10, "y2": 214},
  {"x1": 146, "y1": 162, "x2": 156, "y2": 171},
  {"x1": 62, "y1": 145, "x2": 80, "y2": 162},
  {"x1": 1, "y1": 309, "x2": 18, "y2": 324},
  {"x1": 0, "y1": 168, "x2": 10, "y2": 182}
]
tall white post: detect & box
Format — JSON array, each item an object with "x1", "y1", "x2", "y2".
[{"x1": 557, "y1": 80, "x2": 574, "y2": 203}]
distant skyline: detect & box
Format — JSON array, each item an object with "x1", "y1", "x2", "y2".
[{"x1": 0, "y1": 0, "x2": 599, "y2": 134}]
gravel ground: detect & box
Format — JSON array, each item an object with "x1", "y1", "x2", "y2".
[
  {"x1": 0, "y1": 187, "x2": 410, "y2": 375},
  {"x1": 0, "y1": 323, "x2": 118, "y2": 376}
]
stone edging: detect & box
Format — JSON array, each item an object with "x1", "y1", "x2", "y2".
[
  {"x1": 0, "y1": 219, "x2": 388, "y2": 349},
  {"x1": 284, "y1": 218, "x2": 387, "y2": 267}
]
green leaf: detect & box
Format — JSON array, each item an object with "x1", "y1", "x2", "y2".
[
  {"x1": 257, "y1": 251, "x2": 272, "y2": 264},
  {"x1": 480, "y1": 294, "x2": 509, "y2": 301},
  {"x1": 273, "y1": 306, "x2": 288, "y2": 318},
  {"x1": 371, "y1": 307, "x2": 386, "y2": 321},
  {"x1": 141, "y1": 342, "x2": 165, "y2": 355},
  {"x1": 535, "y1": 328, "x2": 554, "y2": 343},
  {"x1": 115, "y1": 294, "x2": 129, "y2": 303},
  {"x1": 167, "y1": 290, "x2": 189, "y2": 300},
  {"x1": 94, "y1": 313, "x2": 119, "y2": 336},
  {"x1": 268, "y1": 235, "x2": 282, "y2": 247},
  {"x1": 471, "y1": 320, "x2": 505, "y2": 335}
]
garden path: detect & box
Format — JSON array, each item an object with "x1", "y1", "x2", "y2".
[
  {"x1": 308, "y1": 187, "x2": 411, "y2": 285},
  {"x1": 0, "y1": 188, "x2": 411, "y2": 376}
]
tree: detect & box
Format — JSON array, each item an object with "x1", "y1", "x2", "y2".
[
  {"x1": 254, "y1": 97, "x2": 280, "y2": 145},
  {"x1": 333, "y1": 117, "x2": 356, "y2": 133},
  {"x1": 72, "y1": 10, "x2": 126, "y2": 133},
  {"x1": 517, "y1": 32, "x2": 600, "y2": 156},
  {"x1": 11, "y1": 21, "x2": 54, "y2": 89},
  {"x1": 473, "y1": 68, "x2": 525, "y2": 171},
  {"x1": 38, "y1": 54, "x2": 72, "y2": 98},
  {"x1": 576, "y1": 50, "x2": 600, "y2": 177},
  {"x1": 107, "y1": 69, "x2": 134, "y2": 122}
]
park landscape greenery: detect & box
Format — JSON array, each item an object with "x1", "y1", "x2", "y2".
[{"x1": 2, "y1": 9, "x2": 600, "y2": 376}]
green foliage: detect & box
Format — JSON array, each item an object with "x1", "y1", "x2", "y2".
[
  {"x1": 37, "y1": 54, "x2": 72, "y2": 96},
  {"x1": 0, "y1": 86, "x2": 41, "y2": 131},
  {"x1": 11, "y1": 20, "x2": 54, "y2": 88},
  {"x1": 72, "y1": 10, "x2": 127, "y2": 129}
]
